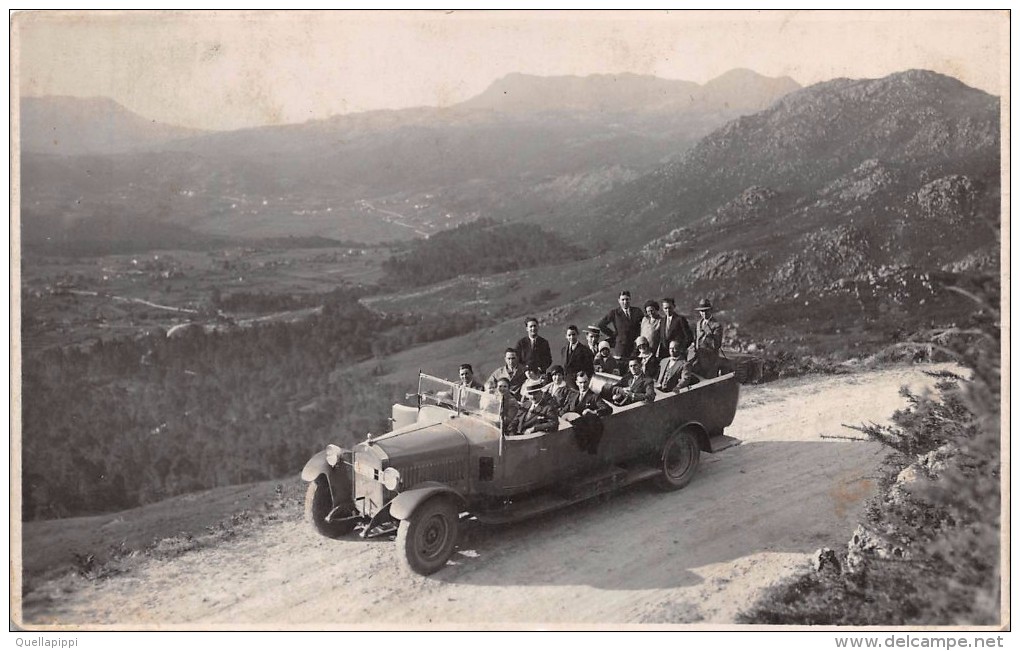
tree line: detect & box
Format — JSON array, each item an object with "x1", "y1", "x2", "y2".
[{"x1": 382, "y1": 218, "x2": 587, "y2": 287}]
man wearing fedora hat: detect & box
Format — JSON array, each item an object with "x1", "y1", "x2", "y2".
[
  {"x1": 511, "y1": 383, "x2": 560, "y2": 435},
  {"x1": 694, "y1": 299, "x2": 723, "y2": 353},
  {"x1": 678, "y1": 298, "x2": 724, "y2": 388}
]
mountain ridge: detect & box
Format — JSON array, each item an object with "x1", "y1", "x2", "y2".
[
  {"x1": 563, "y1": 68, "x2": 1000, "y2": 249},
  {"x1": 459, "y1": 69, "x2": 800, "y2": 114},
  {"x1": 20, "y1": 68, "x2": 805, "y2": 245},
  {"x1": 20, "y1": 95, "x2": 204, "y2": 156}
]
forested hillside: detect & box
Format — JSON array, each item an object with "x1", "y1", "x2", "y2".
[
  {"x1": 20, "y1": 286, "x2": 486, "y2": 520},
  {"x1": 382, "y1": 218, "x2": 587, "y2": 287}
]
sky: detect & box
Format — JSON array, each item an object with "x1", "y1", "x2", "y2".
[{"x1": 13, "y1": 9, "x2": 1008, "y2": 131}]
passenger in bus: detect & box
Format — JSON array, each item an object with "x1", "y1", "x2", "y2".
[
  {"x1": 612, "y1": 358, "x2": 656, "y2": 405},
  {"x1": 561, "y1": 325, "x2": 594, "y2": 388},
  {"x1": 585, "y1": 325, "x2": 602, "y2": 357},
  {"x1": 658, "y1": 297, "x2": 693, "y2": 360},
  {"x1": 597, "y1": 290, "x2": 643, "y2": 359},
  {"x1": 486, "y1": 348, "x2": 527, "y2": 397},
  {"x1": 515, "y1": 316, "x2": 553, "y2": 373},
  {"x1": 634, "y1": 336, "x2": 660, "y2": 379},
  {"x1": 494, "y1": 377, "x2": 520, "y2": 434},
  {"x1": 563, "y1": 370, "x2": 613, "y2": 454},
  {"x1": 677, "y1": 298, "x2": 724, "y2": 388},
  {"x1": 458, "y1": 363, "x2": 485, "y2": 391},
  {"x1": 563, "y1": 370, "x2": 613, "y2": 417},
  {"x1": 542, "y1": 365, "x2": 578, "y2": 412},
  {"x1": 640, "y1": 300, "x2": 663, "y2": 356},
  {"x1": 512, "y1": 385, "x2": 560, "y2": 435},
  {"x1": 656, "y1": 340, "x2": 688, "y2": 392},
  {"x1": 593, "y1": 340, "x2": 622, "y2": 375},
  {"x1": 521, "y1": 362, "x2": 548, "y2": 396}
]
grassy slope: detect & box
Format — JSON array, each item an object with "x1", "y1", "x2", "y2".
[{"x1": 18, "y1": 477, "x2": 306, "y2": 588}]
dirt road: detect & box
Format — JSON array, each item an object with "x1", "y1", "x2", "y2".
[{"x1": 21, "y1": 365, "x2": 951, "y2": 628}]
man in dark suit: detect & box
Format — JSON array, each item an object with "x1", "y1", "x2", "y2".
[
  {"x1": 612, "y1": 358, "x2": 656, "y2": 405},
  {"x1": 563, "y1": 370, "x2": 614, "y2": 417},
  {"x1": 597, "y1": 290, "x2": 643, "y2": 360},
  {"x1": 584, "y1": 325, "x2": 602, "y2": 357},
  {"x1": 515, "y1": 316, "x2": 553, "y2": 373},
  {"x1": 561, "y1": 324, "x2": 594, "y2": 387},
  {"x1": 658, "y1": 297, "x2": 694, "y2": 359},
  {"x1": 511, "y1": 385, "x2": 560, "y2": 435},
  {"x1": 656, "y1": 340, "x2": 688, "y2": 392},
  {"x1": 563, "y1": 369, "x2": 613, "y2": 455}
]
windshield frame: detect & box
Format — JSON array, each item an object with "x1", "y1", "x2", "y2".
[{"x1": 417, "y1": 372, "x2": 501, "y2": 423}]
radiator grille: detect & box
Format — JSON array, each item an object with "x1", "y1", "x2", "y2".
[{"x1": 400, "y1": 458, "x2": 467, "y2": 489}]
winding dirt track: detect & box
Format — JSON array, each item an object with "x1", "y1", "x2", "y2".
[{"x1": 22, "y1": 365, "x2": 951, "y2": 628}]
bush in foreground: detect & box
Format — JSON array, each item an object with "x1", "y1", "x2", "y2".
[{"x1": 739, "y1": 279, "x2": 1001, "y2": 625}]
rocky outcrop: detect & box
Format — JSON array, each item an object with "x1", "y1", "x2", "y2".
[
  {"x1": 812, "y1": 547, "x2": 841, "y2": 576},
  {"x1": 845, "y1": 524, "x2": 908, "y2": 576},
  {"x1": 913, "y1": 175, "x2": 977, "y2": 224},
  {"x1": 773, "y1": 226, "x2": 871, "y2": 292},
  {"x1": 707, "y1": 186, "x2": 780, "y2": 225},
  {"x1": 688, "y1": 251, "x2": 763, "y2": 282},
  {"x1": 817, "y1": 159, "x2": 897, "y2": 205}
]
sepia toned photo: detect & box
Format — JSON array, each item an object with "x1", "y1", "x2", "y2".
[{"x1": 10, "y1": 9, "x2": 1008, "y2": 633}]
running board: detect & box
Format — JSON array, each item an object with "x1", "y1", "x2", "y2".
[
  {"x1": 708, "y1": 434, "x2": 740, "y2": 453},
  {"x1": 473, "y1": 465, "x2": 661, "y2": 525}
]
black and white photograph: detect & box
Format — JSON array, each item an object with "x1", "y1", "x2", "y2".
[{"x1": 10, "y1": 9, "x2": 1008, "y2": 634}]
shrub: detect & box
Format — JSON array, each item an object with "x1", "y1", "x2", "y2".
[{"x1": 740, "y1": 279, "x2": 1000, "y2": 625}]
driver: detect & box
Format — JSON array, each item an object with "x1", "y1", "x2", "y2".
[{"x1": 458, "y1": 363, "x2": 485, "y2": 391}]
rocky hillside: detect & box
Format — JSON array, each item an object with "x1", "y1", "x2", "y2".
[
  {"x1": 568, "y1": 69, "x2": 999, "y2": 250},
  {"x1": 532, "y1": 70, "x2": 1000, "y2": 343}
]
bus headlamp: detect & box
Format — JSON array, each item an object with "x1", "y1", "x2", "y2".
[
  {"x1": 325, "y1": 444, "x2": 343, "y2": 467},
  {"x1": 382, "y1": 467, "x2": 401, "y2": 491}
]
